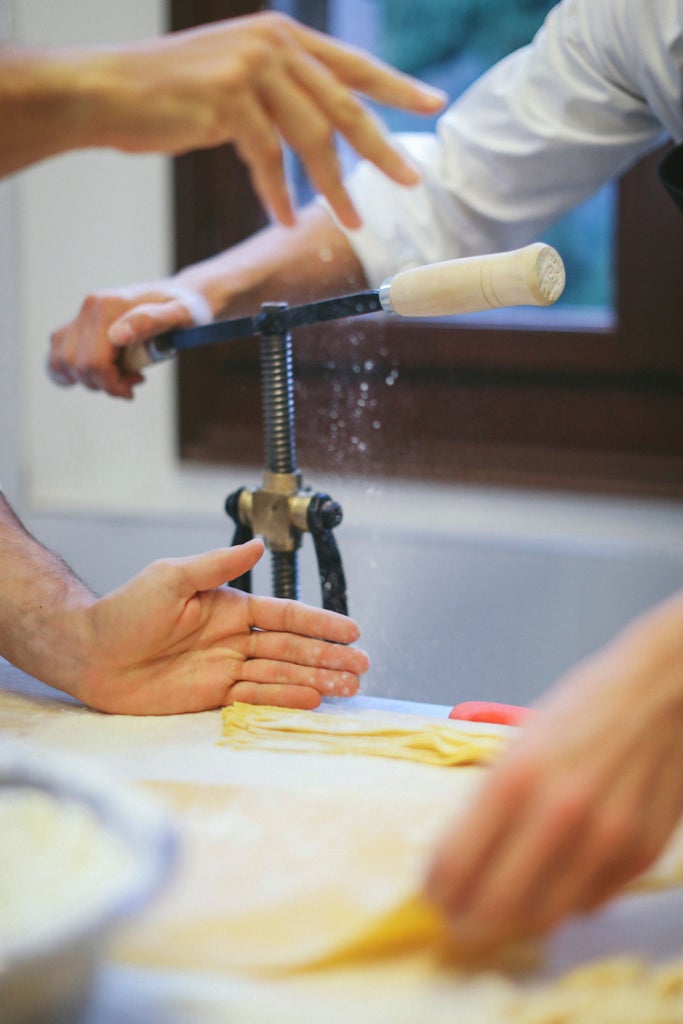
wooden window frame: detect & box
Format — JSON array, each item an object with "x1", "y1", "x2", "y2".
[{"x1": 171, "y1": 0, "x2": 683, "y2": 497}]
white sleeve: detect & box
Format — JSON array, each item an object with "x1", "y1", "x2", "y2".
[{"x1": 342, "y1": 0, "x2": 683, "y2": 286}]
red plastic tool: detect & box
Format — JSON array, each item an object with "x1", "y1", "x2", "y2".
[{"x1": 448, "y1": 701, "x2": 536, "y2": 726}]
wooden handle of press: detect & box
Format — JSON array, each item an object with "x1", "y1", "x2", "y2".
[{"x1": 383, "y1": 242, "x2": 565, "y2": 317}]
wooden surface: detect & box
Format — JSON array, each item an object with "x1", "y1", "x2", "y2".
[{"x1": 2, "y1": 659, "x2": 683, "y2": 1024}]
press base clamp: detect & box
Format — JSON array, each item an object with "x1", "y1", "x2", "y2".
[{"x1": 225, "y1": 473, "x2": 348, "y2": 615}]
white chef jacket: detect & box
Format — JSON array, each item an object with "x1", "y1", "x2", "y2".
[{"x1": 342, "y1": 0, "x2": 683, "y2": 286}]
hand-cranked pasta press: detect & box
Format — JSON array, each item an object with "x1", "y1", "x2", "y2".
[{"x1": 121, "y1": 243, "x2": 565, "y2": 614}]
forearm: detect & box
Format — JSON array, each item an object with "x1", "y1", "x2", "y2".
[
  {"x1": 0, "y1": 493, "x2": 93, "y2": 697},
  {"x1": 173, "y1": 203, "x2": 368, "y2": 319},
  {"x1": 0, "y1": 45, "x2": 108, "y2": 177}
]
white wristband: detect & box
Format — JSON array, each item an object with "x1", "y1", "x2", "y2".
[{"x1": 162, "y1": 285, "x2": 213, "y2": 326}]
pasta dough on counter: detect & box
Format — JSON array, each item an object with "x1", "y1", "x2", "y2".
[
  {"x1": 113, "y1": 777, "x2": 468, "y2": 975},
  {"x1": 115, "y1": 708, "x2": 526, "y2": 978},
  {"x1": 115, "y1": 773, "x2": 683, "y2": 986},
  {"x1": 220, "y1": 702, "x2": 506, "y2": 767},
  {"x1": 113, "y1": 703, "x2": 683, "y2": 1011},
  {"x1": 507, "y1": 955, "x2": 683, "y2": 1023}
]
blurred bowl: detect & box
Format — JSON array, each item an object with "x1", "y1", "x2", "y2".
[{"x1": 0, "y1": 743, "x2": 176, "y2": 1024}]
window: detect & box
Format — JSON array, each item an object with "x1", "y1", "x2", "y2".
[
  {"x1": 274, "y1": 0, "x2": 616, "y2": 313},
  {"x1": 172, "y1": 0, "x2": 683, "y2": 497}
]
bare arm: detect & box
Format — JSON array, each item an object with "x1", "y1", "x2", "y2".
[
  {"x1": 166, "y1": 203, "x2": 366, "y2": 318},
  {"x1": 0, "y1": 492, "x2": 369, "y2": 715},
  {"x1": 49, "y1": 203, "x2": 363, "y2": 397},
  {"x1": 0, "y1": 13, "x2": 444, "y2": 226},
  {"x1": 0, "y1": 492, "x2": 94, "y2": 694}
]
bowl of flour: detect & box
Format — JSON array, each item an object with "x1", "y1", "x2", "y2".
[{"x1": 0, "y1": 744, "x2": 175, "y2": 1024}]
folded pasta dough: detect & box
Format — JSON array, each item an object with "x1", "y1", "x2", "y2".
[{"x1": 220, "y1": 703, "x2": 505, "y2": 767}]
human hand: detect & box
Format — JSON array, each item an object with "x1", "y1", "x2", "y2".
[
  {"x1": 75, "y1": 539, "x2": 369, "y2": 715},
  {"x1": 77, "y1": 12, "x2": 445, "y2": 227},
  {"x1": 424, "y1": 591, "x2": 683, "y2": 953},
  {"x1": 47, "y1": 203, "x2": 361, "y2": 399},
  {"x1": 48, "y1": 280, "x2": 210, "y2": 398}
]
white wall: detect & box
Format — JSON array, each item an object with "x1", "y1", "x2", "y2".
[{"x1": 2, "y1": 0, "x2": 683, "y2": 707}]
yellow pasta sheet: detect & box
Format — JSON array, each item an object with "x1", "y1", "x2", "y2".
[
  {"x1": 115, "y1": 777, "x2": 474, "y2": 975},
  {"x1": 220, "y1": 702, "x2": 505, "y2": 767},
  {"x1": 116, "y1": 708, "x2": 511, "y2": 976},
  {"x1": 115, "y1": 703, "x2": 683, "y2": 999}
]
